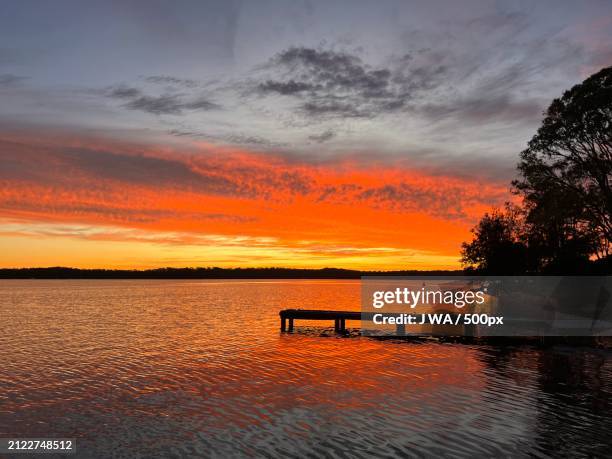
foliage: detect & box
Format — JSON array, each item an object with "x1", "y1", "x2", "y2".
[
  {"x1": 461, "y1": 205, "x2": 529, "y2": 274},
  {"x1": 463, "y1": 66, "x2": 612, "y2": 273}
]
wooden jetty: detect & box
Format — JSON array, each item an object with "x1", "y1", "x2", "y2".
[
  {"x1": 278, "y1": 309, "x2": 612, "y2": 348},
  {"x1": 279, "y1": 309, "x2": 407, "y2": 334}
]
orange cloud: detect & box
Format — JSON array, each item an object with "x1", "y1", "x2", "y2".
[{"x1": 0, "y1": 131, "x2": 510, "y2": 269}]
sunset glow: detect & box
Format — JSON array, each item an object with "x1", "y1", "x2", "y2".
[
  {"x1": 1, "y1": 1, "x2": 610, "y2": 269},
  {"x1": 0, "y1": 132, "x2": 510, "y2": 269}
]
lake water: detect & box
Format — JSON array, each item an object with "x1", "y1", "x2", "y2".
[{"x1": 1, "y1": 280, "x2": 611, "y2": 458}]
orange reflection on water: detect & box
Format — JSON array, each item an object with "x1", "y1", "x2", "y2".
[{"x1": 0, "y1": 280, "x2": 611, "y2": 457}]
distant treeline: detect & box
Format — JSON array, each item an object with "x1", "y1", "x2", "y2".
[{"x1": 0, "y1": 267, "x2": 464, "y2": 279}]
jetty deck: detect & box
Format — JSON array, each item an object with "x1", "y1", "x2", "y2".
[{"x1": 279, "y1": 309, "x2": 406, "y2": 334}]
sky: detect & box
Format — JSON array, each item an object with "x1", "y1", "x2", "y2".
[{"x1": 1, "y1": 0, "x2": 611, "y2": 270}]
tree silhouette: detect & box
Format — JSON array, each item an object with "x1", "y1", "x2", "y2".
[
  {"x1": 514, "y1": 66, "x2": 612, "y2": 263},
  {"x1": 461, "y1": 205, "x2": 528, "y2": 274},
  {"x1": 463, "y1": 66, "x2": 612, "y2": 274}
]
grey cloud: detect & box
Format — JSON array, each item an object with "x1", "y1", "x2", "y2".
[
  {"x1": 421, "y1": 94, "x2": 544, "y2": 124},
  {"x1": 143, "y1": 75, "x2": 199, "y2": 88},
  {"x1": 183, "y1": 97, "x2": 219, "y2": 111},
  {"x1": 272, "y1": 47, "x2": 395, "y2": 97},
  {"x1": 0, "y1": 140, "x2": 50, "y2": 183},
  {"x1": 1, "y1": 199, "x2": 249, "y2": 225},
  {"x1": 257, "y1": 47, "x2": 441, "y2": 118},
  {"x1": 0, "y1": 139, "x2": 244, "y2": 196},
  {"x1": 167, "y1": 129, "x2": 199, "y2": 137},
  {"x1": 394, "y1": 13, "x2": 585, "y2": 127},
  {"x1": 0, "y1": 137, "x2": 313, "y2": 203},
  {"x1": 316, "y1": 184, "x2": 361, "y2": 202},
  {"x1": 107, "y1": 85, "x2": 141, "y2": 99},
  {"x1": 302, "y1": 100, "x2": 365, "y2": 118},
  {"x1": 308, "y1": 130, "x2": 335, "y2": 143},
  {"x1": 355, "y1": 182, "x2": 505, "y2": 221},
  {"x1": 357, "y1": 183, "x2": 466, "y2": 219},
  {"x1": 258, "y1": 79, "x2": 314, "y2": 95},
  {"x1": 277, "y1": 170, "x2": 313, "y2": 195},
  {"x1": 249, "y1": 14, "x2": 585, "y2": 127},
  {"x1": 254, "y1": 46, "x2": 448, "y2": 119},
  {"x1": 465, "y1": 11, "x2": 529, "y2": 34},
  {"x1": 125, "y1": 94, "x2": 187, "y2": 115},
  {"x1": 312, "y1": 180, "x2": 506, "y2": 221},
  {"x1": 0, "y1": 137, "x2": 506, "y2": 222},
  {"x1": 106, "y1": 85, "x2": 219, "y2": 115},
  {"x1": 0, "y1": 73, "x2": 28, "y2": 87},
  {"x1": 224, "y1": 133, "x2": 279, "y2": 146},
  {"x1": 60, "y1": 148, "x2": 237, "y2": 194},
  {"x1": 167, "y1": 129, "x2": 282, "y2": 147}
]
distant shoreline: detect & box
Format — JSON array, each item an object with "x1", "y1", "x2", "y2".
[{"x1": 0, "y1": 267, "x2": 464, "y2": 279}]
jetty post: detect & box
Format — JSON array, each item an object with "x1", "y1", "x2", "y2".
[{"x1": 280, "y1": 309, "x2": 358, "y2": 334}]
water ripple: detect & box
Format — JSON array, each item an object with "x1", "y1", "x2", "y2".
[{"x1": 0, "y1": 280, "x2": 611, "y2": 458}]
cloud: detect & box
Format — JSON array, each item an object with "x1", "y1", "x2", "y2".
[
  {"x1": 0, "y1": 73, "x2": 28, "y2": 87},
  {"x1": 224, "y1": 133, "x2": 280, "y2": 146},
  {"x1": 61, "y1": 147, "x2": 240, "y2": 193},
  {"x1": 301, "y1": 99, "x2": 365, "y2": 118},
  {"x1": 0, "y1": 139, "x2": 249, "y2": 197},
  {"x1": 0, "y1": 131, "x2": 511, "y2": 264},
  {"x1": 392, "y1": 13, "x2": 585, "y2": 127},
  {"x1": 0, "y1": 133, "x2": 508, "y2": 225},
  {"x1": 355, "y1": 182, "x2": 507, "y2": 220},
  {"x1": 124, "y1": 94, "x2": 218, "y2": 115},
  {"x1": 105, "y1": 85, "x2": 219, "y2": 115},
  {"x1": 308, "y1": 130, "x2": 335, "y2": 143},
  {"x1": 245, "y1": 16, "x2": 587, "y2": 129},
  {"x1": 421, "y1": 94, "x2": 544, "y2": 124},
  {"x1": 107, "y1": 84, "x2": 141, "y2": 99},
  {"x1": 142, "y1": 75, "x2": 199, "y2": 88},
  {"x1": 167, "y1": 129, "x2": 283, "y2": 147},
  {"x1": 184, "y1": 97, "x2": 219, "y2": 111},
  {"x1": 258, "y1": 80, "x2": 314, "y2": 95},
  {"x1": 0, "y1": 200, "x2": 250, "y2": 225},
  {"x1": 254, "y1": 46, "x2": 447, "y2": 119},
  {"x1": 0, "y1": 218, "x2": 430, "y2": 261}
]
